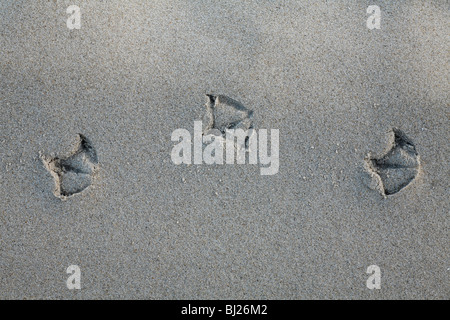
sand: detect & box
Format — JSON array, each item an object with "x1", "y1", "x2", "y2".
[{"x1": 0, "y1": 0, "x2": 448, "y2": 299}]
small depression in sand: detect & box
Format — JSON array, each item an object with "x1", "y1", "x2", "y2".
[
  {"x1": 42, "y1": 134, "x2": 98, "y2": 200},
  {"x1": 365, "y1": 128, "x2": 420, "y2": 196},
  {"x1": 203, "y1": 94, "x2": 253, "y2": 134},
  {"x1": 203, "y1": 94, "x2": 254, "y2": 149}
]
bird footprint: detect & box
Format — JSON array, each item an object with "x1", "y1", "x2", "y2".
[
  {"x1": 203, "y1": 94, "x2": 253, "y2": 135},
  {"x1": 42, "y1": 134, "x2": 98, "y2": 200},
  {"x1": 365, "y1": 128, "x2": 420, "y2": 196}
]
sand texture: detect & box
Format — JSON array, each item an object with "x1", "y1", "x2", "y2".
[{"x1": 0, "y1": 1, "x2": 448, "y2": 299}]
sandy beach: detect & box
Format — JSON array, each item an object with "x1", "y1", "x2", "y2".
[{"x1": 0, "y1": 0, "x2": 448, "y2": 299}]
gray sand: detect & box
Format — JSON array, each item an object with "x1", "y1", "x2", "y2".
[{"x1": 0, "y1": 0, "x2": 448, "y2": 299}]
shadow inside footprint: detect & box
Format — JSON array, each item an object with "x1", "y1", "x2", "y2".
[
  {"x1": 42, "y1": 134, "x2": 98, "y2": 199},
  {"x1": 365, "y1": 128, "x2": 420, "y2": 196}
]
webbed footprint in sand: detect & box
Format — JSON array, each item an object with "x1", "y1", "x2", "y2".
[
  {"x1": 203, "y1": 94, "x2": 253, "y2": 135},
  {"x1": 364, "y1": 128, "x2": 420, "y2": 196},
  {"x1": 203, "y1": 94, "x2": 254, "y2": 149},
  {"x1": 42, "y1": 134, "x2": 98, "y2": 200}
]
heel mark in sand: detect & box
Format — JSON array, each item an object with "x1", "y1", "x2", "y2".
[
  {"x1": 42, "y1": 134, "x2": 98, "y2": 200},
  {"x1": 364, "y1": 128, "x2": 420, "y2": 196}
]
